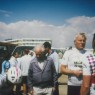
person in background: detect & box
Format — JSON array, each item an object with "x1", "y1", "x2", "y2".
[
  {"x1": 19, "y1": 49, "x2": 32, "y2": 95},
  {"x1": 61, "y1": 33, "x2": 87, "y2": 95},
  {"x1": 0, "y1": 51, "x2": 13, "y2": 95},
  {"x1": 43, "y1": 42, "x2": 59, "y2": 95},
  {"x1": 58, "y1": 52, "x2": 63, "y2": 76},
  {"x1": 1, "y1": 50, "x2": 11, "y2": 74},
  {"x1": 9, "y1": 52, "x2": 19, "y2": 67},
  {"x1": 9, "y1": 52, "x2": 21, "y2": 95},
  {"x1": 80, "y1": 33, "x2": 95, "y2": 95},
  {"x1": 28, "y1": 50, "x2": 36, "y2": 60},
  {"x1": 27, "y1": 45, "x2": 57, "y2": 95},
  {"x1": 0, "y1": 73, "x2": 14, "y2": 95}
]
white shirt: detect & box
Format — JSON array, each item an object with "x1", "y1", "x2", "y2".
[
  {"x1": 59, "y1": 58, "x2": 63, "y2": 73},
  {"x1": 19, "y1": 54, "x2": 32, "y2": 76},
  {"x1": 82, "y1": 51, "x2": 95, "y2": 95},
  {"x1": 9, "y1": 56, "x2": 18, "y2": 67},
  {"x1": 49, "y1": 51, "x2": 59, "y2": 73},
  {"x1": 38, "y1": 62, "x2": 44, "y2": 70},
  {"x1": 61, "y1": 48, "x2": 86, "y2": 86}
]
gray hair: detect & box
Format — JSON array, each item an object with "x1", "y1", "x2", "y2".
[
  {"x1": 74, "y1": 33, "x2": 87, "y2": 41},
  {"x1": 34, "y1": 44, "x2": 45, "y2": 52}
]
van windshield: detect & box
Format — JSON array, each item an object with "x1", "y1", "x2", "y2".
[{"x1": 12, "y1": 46, "x2": 34, "y2": 57}]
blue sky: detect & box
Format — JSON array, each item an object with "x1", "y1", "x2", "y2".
[
  {"x1": 0, "y1": 0, "x2": 95, "y2": 48},
  {"x1": 0, "y1": 0, "x2": 95, "y2": 25}
]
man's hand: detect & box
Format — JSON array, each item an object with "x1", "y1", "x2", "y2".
[
  {"x1": 28, "y1": 90, "x2": 34, "y2": 95},
  {"x1": 73, "y1": 70, "x2": 82, "y2": 77}
]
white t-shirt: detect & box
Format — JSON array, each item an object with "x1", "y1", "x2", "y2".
[
  {"x1": 82, "y1": 51, "x2": 95, "y2": 95},
  {"x1": 49, "y1": 51, "x2": 59, "y2": 73},
  {"x1": 9, "y1": 56, "x2": 18, "y2": 67},
  {"x1": 61, "y1": 48, "x2": 86, "y2": 86},
  {"x1": 38, "y1": 62, "x2": 44, "y2": 70},
  {"x1": 19, "y1": 54, "x2": 32, "y2": 76}
]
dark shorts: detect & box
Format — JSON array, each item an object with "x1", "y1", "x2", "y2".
[{"x1": 68, "y1": 85, "x2": 81, "y2": 95}]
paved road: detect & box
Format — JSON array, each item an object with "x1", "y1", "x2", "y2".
[{"x1": 58, "y1": 74, "x2": 68, "y2": 95}]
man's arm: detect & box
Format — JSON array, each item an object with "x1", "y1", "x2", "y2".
[
  {"x1": 53, "y1": 52, "x2": 59, "y2": 73},
  {"x1": 61, "y1": 64, "x2": 82, "y2": 77},
  {"x1": 51, "y1": 59, "x2": 58, "y2": 88},
  {"x1": 27, "y1": 63, "x2": 33, "y2": 93},
  {"x1": 80, "y1": 75, "x2": 90, "y2": 95},
  {"x1": 60, "y1": 50, "x2": 82, "y2": 77},
  {"x1": 80, "y1": 54, "x2": 91, "y2": 95}
]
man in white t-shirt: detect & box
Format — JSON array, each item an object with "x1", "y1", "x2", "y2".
[
  {"x1": 80, "y1": 34, "x2": 95, "y2": 95},
  {"x1": 19, "y1": 49, "x2": 32, "y2": 95},
  {"x1": 61, "y1": 33, "x2": 87, "y2": 95}
]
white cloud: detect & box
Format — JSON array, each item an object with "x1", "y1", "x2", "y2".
[{"x1": 0, "y1": 16, "x2": 95, "y2": 48}]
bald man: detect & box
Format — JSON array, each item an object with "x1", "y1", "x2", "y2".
[{"x1": 27, "y1": 45, "x2": 57, "y2": 95}]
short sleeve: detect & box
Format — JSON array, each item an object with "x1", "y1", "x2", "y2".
[
  {"x1": 82, "y1": 56, "x2": 91, "y2": 75},
  {"x1": 61, "y1": 51, "x2": 70, "y2": 66}
]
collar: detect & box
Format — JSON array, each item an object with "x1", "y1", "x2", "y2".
[
  {"x1": 73, "y1": 48, "x2": 86, "y2": 54},
  {"x1": 48, "y1": 50, "x2": 54, "y2": 56}
]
